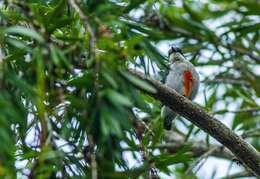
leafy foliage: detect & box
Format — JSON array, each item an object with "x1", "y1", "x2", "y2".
[{"x1": 0, "y1": 0, "x2": 259, "y2": 178}]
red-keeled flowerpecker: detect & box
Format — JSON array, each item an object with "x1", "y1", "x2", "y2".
[{"x1": 161, "y1": 47, "x2": 200, "y2": 130}]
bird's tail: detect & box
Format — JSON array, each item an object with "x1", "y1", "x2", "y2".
[{"x1": 161, "y1": 106, "x2": 177, "y2": 130}]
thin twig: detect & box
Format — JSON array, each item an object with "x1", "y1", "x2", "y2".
[
  {"x1": 67, "y1": 0, "x2": 96, "y2": 60},
  {"x1": 203, "y1": 78, "x2": 250, "y2": 86},
  {"x1": 232, "y1": 46, "x2": 260, "y2": 63},
  {"x1": 67, "y1": 0, "x2": 100, "y2": 101},
  {"x1": 222, "y1": 171, "x2": 253, "y2": 179},
  {"x1": 242, "y1": 128, "x2": 260, "y2": 139},
  {"x1": 67, "y1": 2, "x2": 98, "y2": 178},
  {"x1": 228, "y1": 107, "x2": 260, "y2": 113},
  {"x1": 213, "y1": 107, "x2": 260, "y2": 115},
  {"x1": 127, "y1": 125, "x2": 258, "y2": 163},
  {"x1": 136, "y1": 126, "x2": 159, "y2": 179},
  {"x1": 185, "y1": 146, "x2": 219, "y2": 175},
  {"x1": 88, "y1": 135, "x2": 97, "y2": 179},
  {"x1": 0, "y1": 47, "x2": 5, "y2": 90}
]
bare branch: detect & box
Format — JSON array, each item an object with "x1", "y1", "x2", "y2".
[
  {"x1": 213, "y1": 107, "x2": 260, "y2": 115},
  {"x1": 164, "y1": 131, "x2": 233, "y2": 159},
  {"x1": 242, "y1": 128, "x2": 260, "y2": 139},
  {"x1": 203, "y1": 78, "x2": 250, "y2": 87},
  {"x1": 222, "y1": 171, "x2": 253, "y2": 179},
  {"x1": 87, "y1": 135, "x2": 97, "y2": 179},
  {"x1": 185, "y1": 146, "x2": 219, "y2": 175}
]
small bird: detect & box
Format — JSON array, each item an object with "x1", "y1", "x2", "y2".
[{"x1": 161, "y1": 47, "x2": 200, "y2": 130}]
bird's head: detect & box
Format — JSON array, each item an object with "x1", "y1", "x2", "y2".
[{"x1": 168, "y1": 46, "x2": 185, "y2": 63}]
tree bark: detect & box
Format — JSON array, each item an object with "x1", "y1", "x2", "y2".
[{"x1": 128, "y1": 69, "x2": 260, "y2": 177}]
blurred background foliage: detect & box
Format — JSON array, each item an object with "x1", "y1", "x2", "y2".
[{"x1": 0, "y1": 0, "x2": 259, "y2": 178}]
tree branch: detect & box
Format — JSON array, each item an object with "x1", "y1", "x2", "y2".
[
  {"x1": 123, "y1": 128, "x2": 233, "y2": 160},
  {"x1": 222, "y1": 171, "x2": 253, "y2": 179},
  {"x1": 185, "y1": 146, "x2": 219, "y2": 175},
  {"x1": 68, "y1": 0, "x2": 96, "y2": 61},
  {"x1": 122, "y1": 142, "x2": 233, "y2": 160},
  {"x1": 202, "y1": 78, "x2": 250, "y2": 87},
  {"x1": 128, "y1": 69, "x2": 260, "y2": 176},
  {"x1": 164, "y1": 131, "x2": 233, "y2": 159}
]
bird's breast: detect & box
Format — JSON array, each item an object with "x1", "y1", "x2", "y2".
[{"x1": 183, "y1": 70, "x2": 194, "y2": 98}]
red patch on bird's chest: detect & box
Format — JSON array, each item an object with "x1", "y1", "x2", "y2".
[{"x1": 183, "y1": 70, "x2": 194, "y2": 98}]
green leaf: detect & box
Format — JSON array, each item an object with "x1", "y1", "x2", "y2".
[
  {"x1": 103, "y1": 71, "x2": 118, "y2": 89},
  {"x1": 50, "y1": 44, "x2": 60, "y2": 65},
  {"x1": 5, "y1": 26, "x2": 44, "y2": 43},
  {"x1": 5, "y1": 38, "x2": 30, "y2": 50},
  {"x1": 154, "y1": 151, "x2": 192, "y2": 172},
  {"x1": 120, "y1": 71, "x2": 157, "y2": 94},
  {"x1": 105, "y1": 89, "x2": 132, "y2": 107}
]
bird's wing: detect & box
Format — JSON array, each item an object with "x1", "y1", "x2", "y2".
[
  {"x1": 189, "y1": 65, "x2": 200, "y2": 100},
  {"x1": 165, "y1": 63, "x2": 184, "y2": 94}
]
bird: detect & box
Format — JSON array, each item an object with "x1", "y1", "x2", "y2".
[{"x1": 161, "y1": 46, "x2": 200, "y2": 130}]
